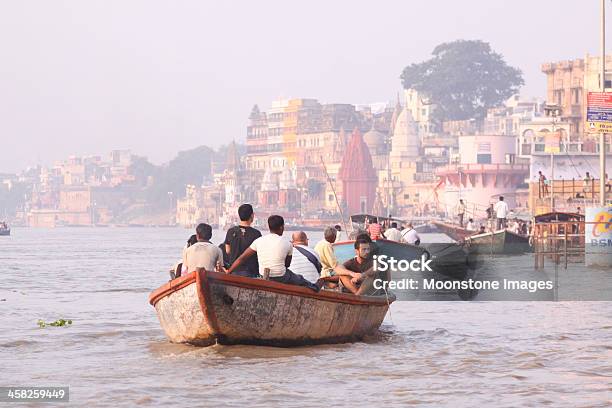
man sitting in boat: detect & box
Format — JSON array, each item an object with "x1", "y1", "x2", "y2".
[
  {"x1": 314, "y1": 226, "x2": 361, "y2": 289},
  {"x1": 382, "y1": 222, "x2": 401, "y2": 242},
  {"x1": 366, "y1": 218, "x2": 382, "y2": 240},
  {"x1": 466, "y1": 218, "x2": 476, "y2": 231},
  {"x1": 183, "y1": 223, "x2": 224, "y2": 274},
  {"x1": 226, "y1": 215, "x2": 322, "y2": 292},
  {"x1": 341, "y1": 237, "x2": 378, "y2": 295},
  {"x1": 223, "y1": 204, "x2": 262, "y2": 278},
  {"x1": 400, "y1": 223, "x2": 421, "y2": 245},
  {"x1": 289, "y1": 231, "x2": 322, "y2": 283}
]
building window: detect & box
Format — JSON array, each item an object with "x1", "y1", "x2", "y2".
[
  {"x1": 477, "y1": 154, "x2": 492, "y2": 164},
  {"x1": 478, "y1": 143, "x2": 491, "y2": 152}
]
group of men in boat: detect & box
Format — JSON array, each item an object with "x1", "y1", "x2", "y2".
[
  {"x1": 457, "y1": 196, "x2": 531, "y2": 236},
  {"x1": 361, "y1": 218, "x2": 421, "y2": 245},
  {"x1": 173, "y1": 204, "x2": 385, "y2": 296}
]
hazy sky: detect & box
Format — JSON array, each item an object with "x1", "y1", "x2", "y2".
[{"x1": 1, "y1": 0, "x2": 609, "y2": 173}]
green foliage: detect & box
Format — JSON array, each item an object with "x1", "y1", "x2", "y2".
[
  {"x1": 127, "y1": 143, "x2": 244, "y2": 209},
  {"x1": 37, "y1": 319, "x2": 72, "y2": 328},
  {"x1": 400, "y1": 40, "x2": 524, "y2": 121}
]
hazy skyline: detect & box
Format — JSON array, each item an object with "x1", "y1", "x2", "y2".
[{"x1": 1, "y1": 0, "x2": 609, "y2": 173}]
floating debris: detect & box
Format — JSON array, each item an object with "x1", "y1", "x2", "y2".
[{"x1": 37, "y1": 319, "x2": 73, "y2": 328}]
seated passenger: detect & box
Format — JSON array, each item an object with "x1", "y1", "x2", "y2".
[
  {"x1": 367, "y1": 218, "x2": 382, "y2": 240},
  {"x1": 223, "y1": 204, "x2": 261, "y2": 278},
  {"x1": 289, "y1": 231, "x2": 322, "y2": 283},
  {"x1": 171, "y1": 234, "x2": 197, "y2": 279},
  {"x1": 226, "y1": 215, "x2": 322, "y2": 292},
  {"x1": 183, "y1": 223, "x2": 224, "y2": 273},
  {"x1": 314, "y1": 226, "x2": 361, "y2": 288},
  {"x1": 400, "y1": 223, "x2": 421, "y2": 245},
  {"x1": 466, "y1": 219, "x2": 476, "y2": 231},
  {"x1": 340, "y1": 238, "x2": 378, "y2": 296},
  {"x1": 382, "y1": 222, "x2": 402, "y2": 242}
]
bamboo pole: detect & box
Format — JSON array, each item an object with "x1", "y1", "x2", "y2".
[{"x1": 319, "y1": 155, "x2": 351, "y2": 238}]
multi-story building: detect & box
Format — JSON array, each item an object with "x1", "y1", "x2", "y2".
[
  {"x1": 541, "y1": 55, "x2": 612, "y2": 146},
  {"x1": 403, "y1": 89, "x2": 436, "y2": 136},
  {"x1": 436, "y1": 134, "x2": 529, "y2": 214},
  {"x1": 245, "y1": 98, "x2": 369, "y2": 214}
]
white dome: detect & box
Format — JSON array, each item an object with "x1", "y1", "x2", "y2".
[
  {"x1": 391, "y1": 108, "x2": 419, "y2": 158},
  {"x1": 363, "y1": 129, "x2": 386, "y2": 154}
]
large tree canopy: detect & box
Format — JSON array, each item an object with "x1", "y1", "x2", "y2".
[{"x1": 400, "y1": 40, "x2": 524, "y2": 122}]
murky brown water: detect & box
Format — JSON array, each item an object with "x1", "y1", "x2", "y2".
[{"x1": 1, "y1": 228, "x2": 611, "y2": 407}]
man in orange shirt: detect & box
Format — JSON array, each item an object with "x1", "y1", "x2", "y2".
[{"x1": 367, "y1": 218, "x2": 382, "y2": 240}]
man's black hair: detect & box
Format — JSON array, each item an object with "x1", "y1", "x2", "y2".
[
  {"x1": 354, "y1": 237, "x2": 371, "y2": 249},
  {"x1": 238, "y1": 204, "x2": 254, "y2": 221},
  {"x1": 354, "y1": 233, "x2": 372, "y2": 244},
  {"x1": 196, "y1": 223, "x2": 212, "y2": 241},
  {"x1": 187, "y1": 234, "x2": 197, "y2": 247},
  {"x1": 391, "y1": 222, "x2": 397, "y2": 228},
  {"x1": 268, "y1": 215, "x2": 284, "y2": 232}
]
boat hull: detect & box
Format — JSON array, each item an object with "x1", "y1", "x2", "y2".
[
  {"x1": 150, "y1": 270, "x2": 393, "y2": 347},
  {"x1": 466, "y1": 230, "x2": 531, "y2": 254},
  {"x1": 0, "y1": 229, "x2": 9, "y2": 236}
]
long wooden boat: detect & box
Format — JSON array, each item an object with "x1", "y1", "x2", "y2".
[
  {"x1": 149, "y1": 269, "x2": 394, "y2": 347},
  {"x1": 430, "y1": 220, "x2": 473, "y2": 242},
  {"x1": 465, "y1": 229, "x2": 531, "y2": 254}
]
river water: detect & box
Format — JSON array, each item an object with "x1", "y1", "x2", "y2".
[{"x1": 1, "y1": 228, "x2": 611, "y2": 407}]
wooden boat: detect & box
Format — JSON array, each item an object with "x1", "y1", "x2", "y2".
[
  {"x1": 465, "y1": 229, "x2": 531, "y2": 254},
  {"x1": 430, "y1": 220, "x2": 473, "y2": 242},
  {"x1": 149, "y1": 269, "x2": 394, "y2": 347}
]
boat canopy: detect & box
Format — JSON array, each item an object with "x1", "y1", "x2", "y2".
[{"x1": 535, "y1": 212, "x2": 585, "y2": 223}]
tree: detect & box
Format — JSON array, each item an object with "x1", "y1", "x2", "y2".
[{"x1": 400, "y1": 40, "x2": 524, "y2": 122}]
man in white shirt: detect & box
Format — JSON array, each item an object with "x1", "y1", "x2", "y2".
[
  {"x1": 289, "y1": 231, "x2": 321, "y2": 283},
  {"x1": 494, "y1": 196, "x2": 509, "y2": 230},
  {"x1": 227, "y1": 215, "x2": 320, "y2": 291},
  {"x1": 400, "y1": 223, "x2": 421, "y2": 245},
  {"x1": 466, "y1": 218, "x2": 476, "y2": 231},
  {"x1": 383, "y1": 222, "x2": 402, "y2": 242},
  {"x1": 182, "y1": 223, "x2": 224, "y2": 273}
]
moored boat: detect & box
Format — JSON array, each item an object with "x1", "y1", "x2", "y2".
[
  {"x1": 0, "y1": 222, "x2": 10, "y2": 236},
  {"x1": 149, "y1": 269, "x2": 394, "y2": 347},
  {"x1": 465, "y1": 229, "x2": 531, "y2": 254}
]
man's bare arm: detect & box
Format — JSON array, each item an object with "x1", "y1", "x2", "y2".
[{"x1": 227, "y1": 247, "x2": 256, "y2": 274}]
